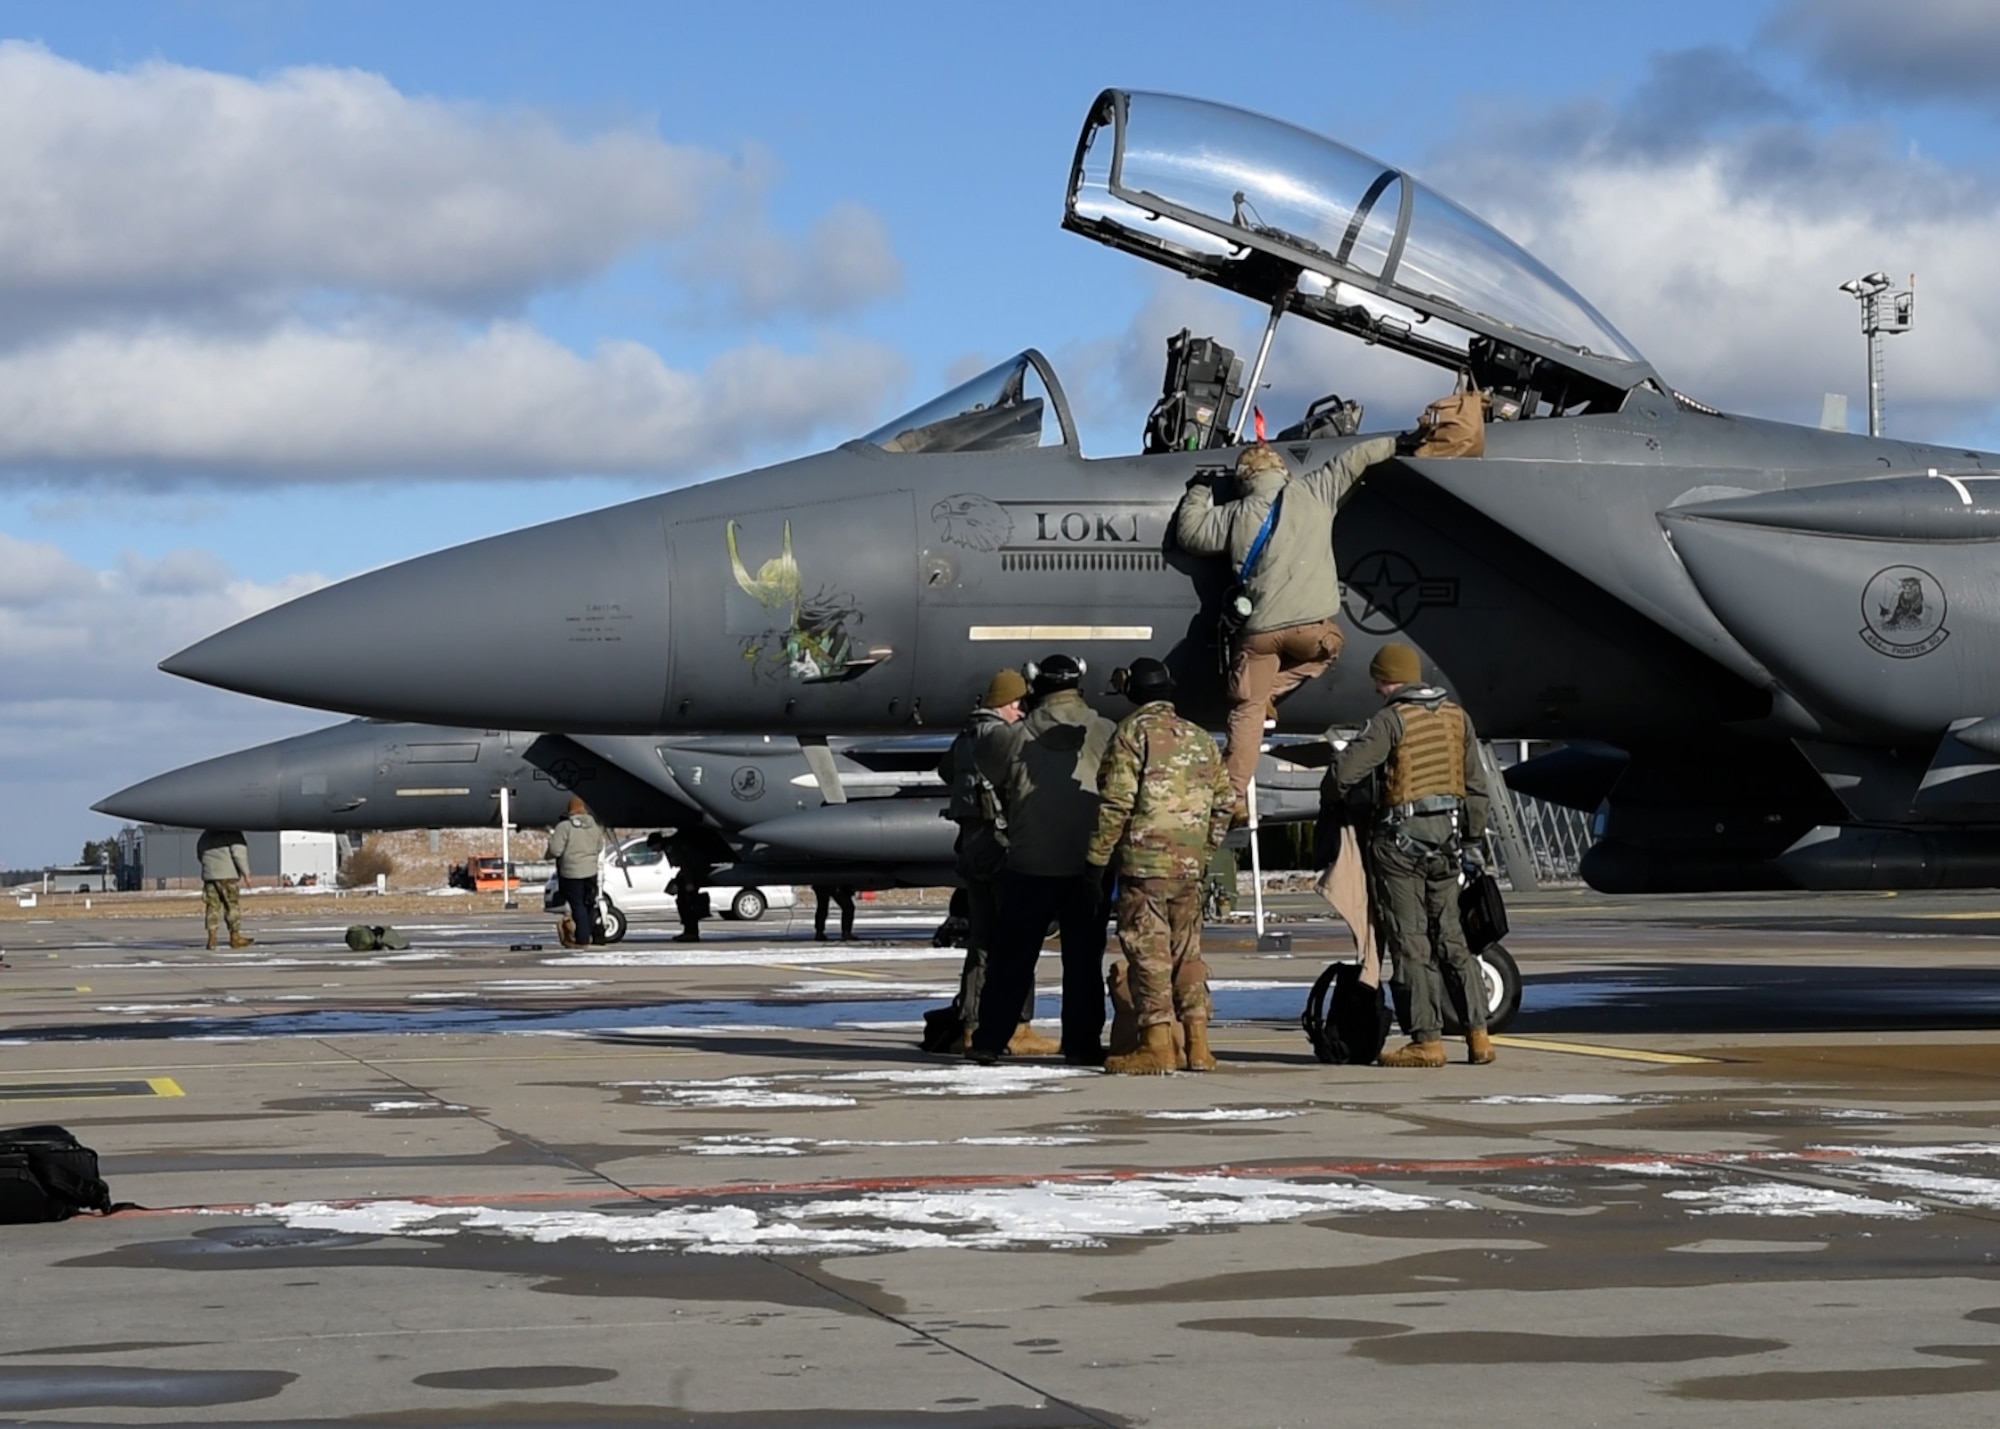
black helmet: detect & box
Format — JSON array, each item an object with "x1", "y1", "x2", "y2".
[
  {"x1": 1025, "y1": 652, "x2": 1084, "y2": 695},
  {"x1": 1125, "y1": 657, "x2": 1174, "y2": 704}
]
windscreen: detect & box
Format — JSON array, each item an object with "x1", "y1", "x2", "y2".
[{"x1": 862, "y1": 351, "x2": 1076, "y2": 454}]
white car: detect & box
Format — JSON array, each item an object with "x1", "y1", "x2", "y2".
[{"x1": 545, "y1": 834, "x2": 796, "y2": 942}]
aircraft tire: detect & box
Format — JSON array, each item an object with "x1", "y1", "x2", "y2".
[
  {"x1": 731, "y1": 888, "x2": 768, "y2": 922},
  {"x1": 1388, "y1": 943, "x2": 1521, "y2": 1037},
  {"x1": 599, "y1": 900, "x2": 629, "y2": 944}
]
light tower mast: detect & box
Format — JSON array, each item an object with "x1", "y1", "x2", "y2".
[{"x1": 1838, "y1": 271, "x2": 1915, "y2": 437}]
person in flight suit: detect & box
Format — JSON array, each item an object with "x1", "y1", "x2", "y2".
[
  {"x1": 657, "y1": 827, "x2": 717, "y2": 943},
  {"x1": 1333, "y1": 642, "x2": 1494, "y2": 1068},
  {"x1": 1172, "y1": 436, "x2": 1397, "y2": 808},
  {"x1": 969, "y1": 653, "x2": 1116, "y2": 1066},
  {"x1": 1087, "y1": 658, "x2": 1236, "y2": 1075},
  {"x1": 811, "y1": 884, "x2": 857, "y2": 941},
  {"x1": 936, "y1": 669, "x2": 1056, "y2": 1055}
]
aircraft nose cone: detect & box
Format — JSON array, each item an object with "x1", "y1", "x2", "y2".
[
  {"x1": 95, "y1": 743, "x2": 284, "y2": 828},
  {"x1": 162, "y1": 504, "x2": 673, "y2": 731}
]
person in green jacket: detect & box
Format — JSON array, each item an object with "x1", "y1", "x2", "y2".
[
  {"x1": 1173, "y1": 436, "x2": 1398, "y2": 804},
  {"x1": 196, "y1": 828, "x2": 253, "y2": 949}
]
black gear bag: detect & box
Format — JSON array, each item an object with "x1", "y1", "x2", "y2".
[
  {"x1": 1301, "y1": 962, "x2": 1392, "y2": 1066},
  {"x1": 1459, "y1": 865, "x2": 1510, "y2": 951},
  {"x1": 0, "y1": 1125, "x2": 116, "y2": 1223}
]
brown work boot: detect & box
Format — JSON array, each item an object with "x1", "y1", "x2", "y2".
[
  {"x1": 1105, "y1": 1022, "x2": 1179, "y2": 1075},
  {"x1": 205, "y1": 930, "x2": 217, "y2": 950},
  {"x1": 1106, "y1": 961, "x2": 1140, "y2": 1055},
  {"x1": 1380, "y1": 1038, "x2": 1446, "y2": 1068},
  {"x1": 228, "y1": 934, "x2": 255, "y2": 949},
  {"x1": 1182, "y1": 1016, "x2": 1216, "y2": 1072},
  {"x1": 1007, "y1": 1022, "x2": 1062, "y2": 1057},
  {"x1": 1467, "y1": 1028, "x2": 1497, "y2": 1065}
]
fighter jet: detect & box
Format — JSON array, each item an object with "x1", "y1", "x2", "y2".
[
  {"x1": 162, "y1": 90, "x2": 2000, "y2": 893},
  {"x1": 95, "y1": 716, "x2": 1326, "y2": 895}
]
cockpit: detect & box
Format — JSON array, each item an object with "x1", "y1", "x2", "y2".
[
  {"x1": 1063, "y1": 89, "x2": 1661, "y2": 423},
  {"x1": 862, "y1": 350, "x2": 1079, "y2": 456},
  {"x1": 861, "y1": 93, "x2": 1669, "y2": 465}
]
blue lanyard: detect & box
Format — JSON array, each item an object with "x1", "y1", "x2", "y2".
[{"x1": 1238, "y1": 491, "x2": 1283, "y2": 584}]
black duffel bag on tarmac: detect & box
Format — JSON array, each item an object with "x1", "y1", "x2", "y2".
[{"x1": 0, "y1": 1124, "x2": 118, "y2": 1223}]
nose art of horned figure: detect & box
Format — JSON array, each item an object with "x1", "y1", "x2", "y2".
[{"x1": 728, "y1": 520, "x2": 801, "y2": 616}]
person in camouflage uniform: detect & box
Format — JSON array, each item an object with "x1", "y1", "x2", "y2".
[{"x1": 1087, "y1": 659, "x2": 1236, "y2": 1074}]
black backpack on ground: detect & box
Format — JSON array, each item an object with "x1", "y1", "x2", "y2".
[
  {"x1": 919, "y1": 1004, "x2": 965, "y2": 1054},
  {"x1": 1459, "y1": 865, "x2": 1510, "y2": 951},
  {"x1": 1301, "y1": 961, "x2": 1393, "y2": 1065},
  {"x1": 0, "y1": 1125, "x2": 116, "y2": 1223}
]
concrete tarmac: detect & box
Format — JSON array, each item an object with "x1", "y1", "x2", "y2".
[{"x1": 2, "y1": 887, "x2": 1999, "y2": 1426}]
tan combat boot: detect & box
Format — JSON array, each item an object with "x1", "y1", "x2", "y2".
[
  {"x1": 1182, "y1": 1016, "x2": 1217, "y2": 1072},
  {"x1": 205, "y1": 930, "x2": 217, "y2": 950},
  {"x1": 1107, "y1": 961, "x2": 1140, "y2": 1055},
  {"x1": 1467, "y1": 1029, "x2": 1497, "y2": 1065},
  {"x1": 1105, "y1": 1022, "x2": 1179, "y2": 1075},
  {"x1": 1380, "y1": 1038, "x2": 1447, "y2": 1068},
  {"x1": 229, "y1": 934, "x2": 256, "y2": 949},
  {"x1": 1007, "y1": 1022, "x2": 1062, "y2": 1057}
]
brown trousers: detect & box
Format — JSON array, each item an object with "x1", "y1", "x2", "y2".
[{"x1": 1224, "y1": 617, "x2": 1344, "y2": 793}]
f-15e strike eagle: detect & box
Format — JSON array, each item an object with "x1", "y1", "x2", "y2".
[
  {"x1": 162, "y1": 90, "x2": 2000, "y2": 895},
  {"x1": 95, "y1": 719, "x2": 1323, "y2": 893}
]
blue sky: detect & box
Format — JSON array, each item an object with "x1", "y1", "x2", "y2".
[{"x1": 5, "y1": 0, "x2": 2000, "y2": 866}]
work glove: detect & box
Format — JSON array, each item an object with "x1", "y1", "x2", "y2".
[{"x1": 1394, "y1": 429, "x2": 1423, "y2": 457}]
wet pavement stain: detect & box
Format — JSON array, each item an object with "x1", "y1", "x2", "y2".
[
  {"x1": 1352, "y1": 1330, "x2": 1785, "y2": 1364},
  {"x1": 0, "y1": 1406, "x2": 1129, "y2": 1428},
  {"x1": 1181, "y1": 1316, "x2": 1410, "y2": 1339},
  {"x1": 0, "y1": 1365, "x2": 294, "y2": 1410},
  {"x1": 1673, "y1": 1343, "x2": 2000, "y2": 1400},
  {"x1": 1086, "y1": 1202, "x2": 2000, "y2": 1303},
  {"x1": 65, "y1": 1227, "x2": 911, "y2": 1316},
  {"x1": 411, "y1": 1367, "x2": 618, "y2": 1391},
  {"x1": 0, "y1": 1341, "x2": 209, "y2": 1357}
]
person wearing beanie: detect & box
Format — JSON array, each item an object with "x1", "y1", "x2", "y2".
[
  {"x1": 969, "y1": 652, "x2": 1116, "y2": 1066},
  {"x1": 1172, "y1": 434, "x2": 1398, "y2": 805},
  {"x1": 1087, "y1": 658, "x2": 1235, "y2": 1074},
  {"x1": 545, "y1": 796, "x2": 608, "y2": 947},
  {"x1": 1332, "y1": 642, "x2": 1495, "y2": 1068},
  {"x1": 929, "y1": 669, "x2": 1055, "y2": 1054}
]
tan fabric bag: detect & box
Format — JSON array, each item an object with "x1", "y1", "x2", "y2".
[
  {"x1": 1413, "y1": 374, "x2": 1488, "y2": 458},
  {"x1": 1313, "y1": 823, "x2": 1381, "y2": 987}
]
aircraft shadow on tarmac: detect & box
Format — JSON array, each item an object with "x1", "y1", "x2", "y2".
[
  {"x1": 17, "y1": 963, "x2": 2000, "y2": 1044},
  {"x1": 1514, "y1": 962, "x2": 2000, "y2": 1036}
]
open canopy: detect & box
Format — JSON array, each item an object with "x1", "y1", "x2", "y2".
[
  {"x1": 1064, "y1": 90, "x2": 1657, "y2": 403},
  {"x1": 861, "y1": 350, "x2": 1078, "y2": 455}
]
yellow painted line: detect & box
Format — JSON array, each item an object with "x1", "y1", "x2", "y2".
[
  {"x1": 0, "y1": 1077, "x2": 188, "y2": 1104},
  {"x1": 1227, "y1": 1032, "x2": 1713, "y2": 1065},
  {"x1": 0, "y1": 985, "x2": 92, "y2": 992},
  {"x1": 1491, "y1": 1035, "x2": 1715, "y2": 1065},
  {"x1": 1906, "y1": 910, "x2": 2000, "y2": 921},
  {"x1": 147, "y1": 1077, "x2": 185, "y2": 1098}
]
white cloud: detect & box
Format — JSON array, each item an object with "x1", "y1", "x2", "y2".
[
  {"x1": 0, "y1": 540, "x2": 332, "y2": 866},
  {"x1": 1428, "y1": 121, "x2": 2000, "y2": 440},
  {"x1": 0, "y1": 42, "x2": 896, "y2": 320},
  {"x1": 0, "y1": 320, "x2": 906, "y2": 482}
]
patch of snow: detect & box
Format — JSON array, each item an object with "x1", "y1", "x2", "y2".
[
  {"x1": 1602, "y1": 1161, "x2": 1697, "y2": 1178},
  {"x1": 1471, "y1": 1093, "x2": 1630, "y2": 1106},
  {"x1": 1144, "y1": 1108, "x2": 1302, "y2": 1122},
  {"x1": 1846, "y1": 1163, "x2": 2000, "y2": 1209},
  {"x1": 250, "y1": 1171, "x2": 1449, "y2": 1254},
  {"x1": 548, "y1": 945, "x2": 957, "y2": 969},
  {"x1": 1664, "y1": 1184, "x2": 1920, "y2": 1219}
]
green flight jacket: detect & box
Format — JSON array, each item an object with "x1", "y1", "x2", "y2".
[
  {"x1": 1172, "y1": 436, "x2": 1396, "y2": 634},
  {"x1": 975, "y1": 689, "x2": 1113, "y2": 878}
]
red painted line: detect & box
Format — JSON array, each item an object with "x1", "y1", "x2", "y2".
[{"x1": 113, "y1": 1145, "x2": 1870, "y2": 1218}]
